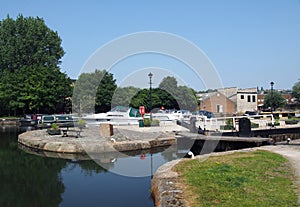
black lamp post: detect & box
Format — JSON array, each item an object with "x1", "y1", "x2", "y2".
[
  {"x1": 270, "y1": 81, "x2": 274, "y2": 112},
  {"x1": 270, "y1": 81, "x2": 274, "y2": 127},
  {"x1": 148, "y1": 72, "x2": 153, "y2": 122}
]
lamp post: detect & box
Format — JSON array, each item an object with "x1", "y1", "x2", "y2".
[
  {"x1": 270, "y1": 81, "x2": 274, "y2": 127},
  {"x1": 148, "y1": 72, "x2": 153, "y2": 122},
  {"x1": 270, "y1": 81, "x2": 274, "y2": 112}
]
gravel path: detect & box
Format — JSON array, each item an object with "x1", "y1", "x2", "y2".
[{"x1": 260, "y1": 140, "x2": 300, "y2": 205}]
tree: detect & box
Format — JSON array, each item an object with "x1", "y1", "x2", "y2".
[
  {"x1": 159, "y1": 76, "x2": 178, "y2": 95},
  {"x1": 292, "y1": 82, "x2": 300, "y2": 106},
  {"x1": 130, "y1": 89, "x2": 150, "y2": 110},
  {"x1": 95, "y1": 70, "x2": 117, "y2": 113},
  {"x1": 72, "y1": 69, "x2": 117, "y2": 114},
  {"x1": 111, "y1": 86, "x2": 140, "y2": 107},
  {"x1": 174, "y1": 86, "x2": 198, "y2": 111},
  {"x1": 158, "y1": 76, "x2": 198, "y2": 111},
  {"x1": 0, "y1": 15, "x2": 71, "y2": 115},
  {"x1": 263, "y1": 90, "x2": 286, "y2": 110}
]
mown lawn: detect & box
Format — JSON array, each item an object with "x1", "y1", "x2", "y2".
[{"x1": 175, "y1": 150, "x2": 298, "y2": 207}]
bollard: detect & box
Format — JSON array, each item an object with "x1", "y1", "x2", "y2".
[{"x1": 100, "y1": 123, "x2": 114, "y2": 137}]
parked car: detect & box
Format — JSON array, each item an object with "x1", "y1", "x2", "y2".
[
  {"x1": 55, "y1": 114, "x2": 75, "y2": 127},
  {"x1": 198, "y1": 110, "x2": 214, "y2": 118},
  {"x1": 244, "y1": 111, "x2": 260, "y2": 119},
  {"x1": 37, "y1": 115, "x2": 56, "y2": 128}
]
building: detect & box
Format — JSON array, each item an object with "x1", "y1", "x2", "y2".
[
  {"x1": 198, "y1": 87, "x2": 258, "y2": 115},
  {"x1": 199, "y1": 92, "x2": 236, "y2": 116},
  {"x1": 236, "y1": 88, "x2": 258, "y2": 113}
]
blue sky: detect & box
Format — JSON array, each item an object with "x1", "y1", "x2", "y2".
[{"x1": 1, "y1": 0, "x2": 300, "y2": 91}]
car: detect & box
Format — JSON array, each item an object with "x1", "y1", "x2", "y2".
[
  {"x1": 244, "y1": 111, "x2": 260, "y2": 119},
  {"x1": 198, "y1": 110, "x2": 214, "y2": 118}
]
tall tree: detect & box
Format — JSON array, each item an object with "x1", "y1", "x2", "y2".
[
  {"x1": 174, "y1": 86, "x2": 198, "y2": 111},
  {"x1": 263, "y1": 90, "x2": 286, "y2": 110},
  {"x1": 158, "y1": 76, "x2": 178, "y2": 95},
  {"x1": 112, "y1": 86, "x2": 140, "y2": 107},
  {"x1": 0, "y1": 15, "x2": 71, "y2": 115},
  {"x1": 72, "y1": 69, "x2": 117, "y2": 114},
  {"x1": 95, "y1": 70, "x2": 117, "y2": 113},
  {"x1": 292, "y1": 81, "x2": 300, "y2": 106}
]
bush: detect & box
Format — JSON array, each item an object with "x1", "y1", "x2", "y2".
[
  {"x1": 285, "y1": 119, "x2": 299, "y2": 125},
  {"x1": 143, "y1": 118, "x2": 160, "y2": 127},
  {"x1": 267, "y1": 122, "x2": 280, "y2": 126},
  {"x1": 151, "y1": 119, "x2": 160, "y2": 126},
  {"x1": 251, "y1": 122, "x2": 259, "y2": 128},
  {"x1": 220, "y1": 118, "x2": 234, "y2": 130},
  {"x1": 51, "y1": 123, "x2": 59, "y2": 130},
  {"x1": 220, "y1": 125, "x2": 235, "y2": 130},
  {"x1": 47, "y1": 123, "x2": 61, "y2": 135},
  {"x1": 77, "y1": 119, "x2": 86, "y2": 128}
]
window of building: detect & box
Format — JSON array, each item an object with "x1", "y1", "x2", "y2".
[
  {"x1": 217, "y1": 105, "x2": 223, "y2": 113},
  {"x1": 252, "y1": 95, "x2": 256, "y2": 102},
  {"x1": 241, "y1": 95, "x2": 244, "y2": 99},
  {"x1": 247, "y1": 95, "x2": 251, "y2": 102}
]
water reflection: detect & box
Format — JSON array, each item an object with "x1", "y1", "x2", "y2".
[
  {"x1": 20, "y1": 144, "x2": 179, "y2": 178},
  {"x1": 1, "y1": 127, "x2": 187, "y2": 207},
  {"x1": 0, "y1": 127, "x2": 67, "y2": 207}
]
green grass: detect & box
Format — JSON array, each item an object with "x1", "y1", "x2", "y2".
[{"x1": 175, "y1": 150, "x2": 298, "y2": 207}]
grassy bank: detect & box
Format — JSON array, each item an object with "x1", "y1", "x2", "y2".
[{"x1": 175, "y1": 150, "x2": 298, "y2": 207}]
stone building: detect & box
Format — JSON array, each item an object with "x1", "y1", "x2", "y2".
[
  {"x1": 198, "y1": 87, "x2": 258, "y2": 115},
  {"x1": 198, "y1": 92, "x2": 236, "y2": 116},
  {"x1": 236, "y1": 88, "x2": 258, "y2": 113}
]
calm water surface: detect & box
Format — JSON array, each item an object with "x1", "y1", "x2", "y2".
[{"x1": 0, "y1": 126, "x2": 181, "y2": 207}]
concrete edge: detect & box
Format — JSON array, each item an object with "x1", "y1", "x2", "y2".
[{"x1": 18, "y1": 130, "x2": 176, "y2": 154}]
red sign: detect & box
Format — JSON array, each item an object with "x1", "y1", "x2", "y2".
[
  {"x1": 140, "y1": 154, "x2": 146, "y2": 160},
  {"x1": 139, "y1": 106, "x2": 145, "y2": 115}
]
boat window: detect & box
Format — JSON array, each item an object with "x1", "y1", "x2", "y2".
[{"x1": 110, "y1": 106, "x2": 129, "y2": 112}]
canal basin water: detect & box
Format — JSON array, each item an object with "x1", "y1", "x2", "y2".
[{"x1": 0, "y1": 126, "x2": 182, "y2": 207}]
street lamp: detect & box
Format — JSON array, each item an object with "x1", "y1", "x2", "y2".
[
  {"x1": 270, "y1": 81, "x2": 274, "y2": 127},
  {"x1": 148, "y1": 72, "x2": 153, "y2": 122},
  {"x1": 270, "y1": 81, "x2": 274, "y2": 112}
]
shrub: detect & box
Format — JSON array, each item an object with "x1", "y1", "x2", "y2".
[
  {"x1": 251, "y1": 122, "x2": 259, "y2": 128},
  {"x1": 143, "y1": 118, "x2": 160, "y2": 127},
  {"x1": 143, "y1": 118, "x2": 151, "y2": 126},
  {"x1": 285, "y1": 119, "x2": 299, "y2": 125},
  {"x1": 220, "y1": 125, "x2": 235, "y2": 130},
  {"x1": 151, "y1": 119, "x2": 160, "y2": 126},
  {"x1": 51, "y1": 123, "x2": 59, "y2": 130},
  {"x1": 78, "y1": 119, "x2": 86, "y2": 128}
]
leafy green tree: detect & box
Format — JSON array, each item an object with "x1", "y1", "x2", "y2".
[
  {"x1": 73, "y1": 69, "x2": 117, "y2": 114},
  {"x1": 111, "y1": 86, "x2": 140, "y2": 107},
  {"x1": 130, "y1": 89, "x2": 150, "y2": 110},
  {"x1": 159, "y1": 76, "x2": 178, "y2": 95},
  {"x1": 0, "y1": 15, "x2": 71, "y2": 115},
  {"x1": 158, "y1": 76, "x2": 198, "y2": 111},
  {"x1": 263, "y1": 90, "x2": 286, "y2": 110},
  {"x1": 153, "y1": 88, "x2": 177, "y2": 110},
  {"x1": 95, "y1": 70, "x2": 117, "y2": 113},
  {"x1": 72, "y1": 72, "x2": 98, "y2": 115},
  {"x1": 174, "y1": 86, "x2": 198, "y2": 111},
  {"x1": 292, "y1": 82, "x2": 300, "y2": 106}
]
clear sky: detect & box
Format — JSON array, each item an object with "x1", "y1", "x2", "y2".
[{"x1": 1, "y1": 0, "x2": 300, "y2": 91}]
